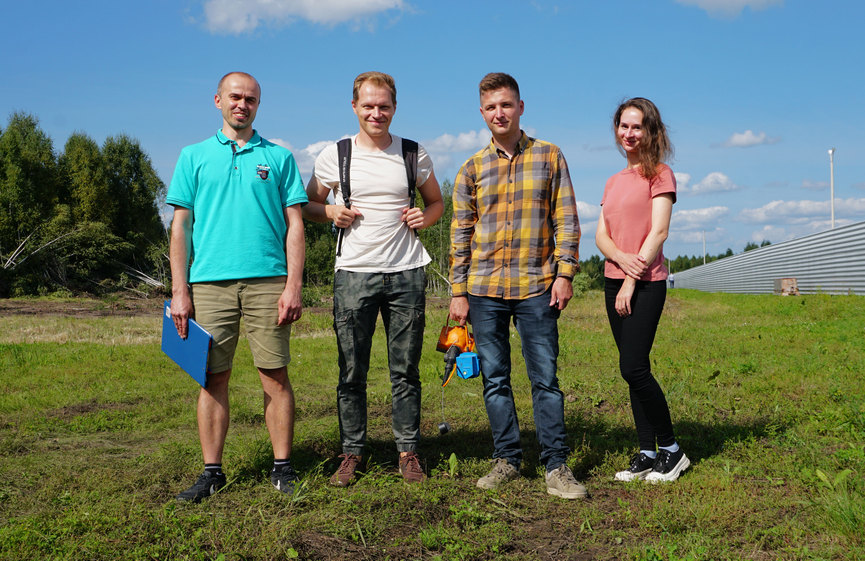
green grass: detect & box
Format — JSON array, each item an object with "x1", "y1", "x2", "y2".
[{"x1": 1, "y1": 290, "x2": 863, "y2": 560}]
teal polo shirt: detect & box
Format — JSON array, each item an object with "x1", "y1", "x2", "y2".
[{"x1": 166, "y1": 130, "x2": 307, "y2": 283}]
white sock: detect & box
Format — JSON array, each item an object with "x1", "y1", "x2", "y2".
[
  {"x1": 640, "y1": 450, "x2": 657, "y2": 459},
  {"x1": 659, "y1": 443, "x2": 680, "y2": 453}
]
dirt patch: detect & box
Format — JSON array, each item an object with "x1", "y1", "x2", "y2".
[
  {"x1": 46, "y1": 398, "x2": 144, "y2": 420},
  {"x1": 0, "y1": 296, "x2": 164, "y2": 318}
]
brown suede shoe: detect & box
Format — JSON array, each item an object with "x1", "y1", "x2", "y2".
[
  {"x1": 398, "y1": 451, "x2": 427, "y2": 483},
  {"x1": 329, "y1": 453, "x2": 362, "y2": 487}
]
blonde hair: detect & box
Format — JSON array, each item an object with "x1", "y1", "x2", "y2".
[{"x1": 353, "y1": 71, "x2": 396, "y2": 104}]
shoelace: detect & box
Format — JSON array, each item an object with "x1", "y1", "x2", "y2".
[
  {"x1": 559, "y1": 468, "x2": 578, "y2": 483},
  {"x1": 652, "y1": 450, "x2": 673, "y2": 471},
  {"x1": 337, "y1": 454, "x2": 359, "y2": 474},
  {"x1": 402, "y1": 454, "x2": 422, "y2": 473}
]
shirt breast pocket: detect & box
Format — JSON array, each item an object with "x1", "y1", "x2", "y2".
[{"x1": 523, "y1": 166, "x2": 551, "y2": 202}]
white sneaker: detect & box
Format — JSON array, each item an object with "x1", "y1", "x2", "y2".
[
  {"x1": 645, "y1": 449, "x2": 690, "y2": 483},
  {"x1": 615, "y1": 452, "x2": 655, "y2": 482}
]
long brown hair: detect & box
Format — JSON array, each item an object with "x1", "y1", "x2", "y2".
[{"x1": 613, "y1": 97, "x2": 672, "y2": 180}]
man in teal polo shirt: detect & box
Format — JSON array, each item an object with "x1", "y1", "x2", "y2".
[{"x1": 167, "y1": 71, "x2": 307, "y2": 502}]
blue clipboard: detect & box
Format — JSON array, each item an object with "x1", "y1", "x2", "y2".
[{"x1": 161, "y1": 300, "x2": 212, "y2": 387}]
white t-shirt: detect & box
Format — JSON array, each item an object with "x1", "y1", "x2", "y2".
[{"x1": 312, "y1": 134, "x2": 434, "y2": 273}]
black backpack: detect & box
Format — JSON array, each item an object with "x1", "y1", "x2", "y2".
[{"x1": 335, "y1": 137, "x2": 418, "y2": 256}]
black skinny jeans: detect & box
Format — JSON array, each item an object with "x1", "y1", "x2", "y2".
[{"x1": 604, "y1": 278, "x2": 676, "y2": 450}]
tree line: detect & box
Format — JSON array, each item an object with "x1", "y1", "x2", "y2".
[
  {"x1": 0, "y1": 112, "x2": 767, "y2": 298},
  {"x1": 0, "y1": 113, "x2": 166, "y2": 297}
]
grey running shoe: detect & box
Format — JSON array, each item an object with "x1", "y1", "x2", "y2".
[
  {"x1": 545, "y1": 464, "x2": 588, "y2": 499},
  {"x1": 176, "y1": 471, "x2": 226, "y2": 503},
  {"x1": 476, "y1": 458, "x2": 520, "y2": 490},
  {"x1": 645, "y1": 449, "x2": 690, "y2": 483},
  {"x1": 271, "y1": 462, "x2": 300, "y2": 495},
  {"x1": 329, "y1": 453, "x2": 362, "y2": 487},
  {"x1": 615, "y1": 452, "x2": 656, "y2": 482}
]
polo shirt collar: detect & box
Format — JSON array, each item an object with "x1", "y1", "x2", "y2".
[{"x1": 216, "y1": 129, "x2": 262, "y2": 151}]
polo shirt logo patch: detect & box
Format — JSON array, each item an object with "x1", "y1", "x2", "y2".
[{"x1": 256, "y1": 164, "x2": 271, "y2": 180}]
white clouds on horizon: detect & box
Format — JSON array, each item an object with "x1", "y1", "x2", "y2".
[
  {"x1": 672, "y1": 206, "x2": 730, "y2": 231},
  {"x1": 202, "y1": 0, "x2": 405, "y2": 34},
  {"x1": 274, "y1": 127, "x2": 490, "y2": 180},
  {"x1": 690, "y1": 172, "x2": 742, "y2": 194},
  {"x1": 423, "y1": 128, "x2": 490, "y2": 154},
  {"x1": 722, "y1": 129, "x2": 780, "y2": 148},
  {"x1": 738, "y1": 197, "x2": 865, "y2": 223},
  {"x1": 272, "y1": 137, "x2": 345, "y2": 177},
  {"x1": 671, "y1": 227, "x2": 727, "y2": 245},
  {"x1": 674, "y1": 0, "x2": 783, "y2": 18}
]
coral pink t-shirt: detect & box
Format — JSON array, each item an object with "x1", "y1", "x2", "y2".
[{"x1": 600, "y1": 164, "x2": 676, "y2": 281}]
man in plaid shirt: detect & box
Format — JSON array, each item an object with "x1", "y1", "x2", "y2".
[{"x1": 449, "y1": 73, "x2": 585, "y2": 499}]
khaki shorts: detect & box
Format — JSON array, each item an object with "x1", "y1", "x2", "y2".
[{"x1": 190, "y1": 276, "x2": 291, "y2": 373}]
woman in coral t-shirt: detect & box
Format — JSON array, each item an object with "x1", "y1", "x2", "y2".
[{"x1": 595, "y1": 98, "x2": 690, "y2": 483}]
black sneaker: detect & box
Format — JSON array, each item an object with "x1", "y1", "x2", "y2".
[
  {"x1": 271, "y1": 462, "x2": 300, "y2": 495},
  {"x1": 645, "y1": 448, "x2": 690, "y2": 483},
  {"x1": 614, "y1": 452, "x2": 656, "y2": 481},
  {"x1": 176, "y1": 471, "x2": 226, "y2": 503}
]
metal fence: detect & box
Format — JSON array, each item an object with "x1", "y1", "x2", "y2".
[{"x1": 671, "y1": 220, "x2": 865, "y2": 295}]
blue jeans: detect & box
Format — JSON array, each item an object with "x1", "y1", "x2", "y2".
[
  {"x1": 333, "y1": 268, "x2": 426, "y2": 455},
  {"x1": 468, "y1": 291, "x2": 569, "y2": 471}
]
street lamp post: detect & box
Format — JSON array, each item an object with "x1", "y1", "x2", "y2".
[{"x1": 828, "y1": 148, "x2": 835, "y2": 229}]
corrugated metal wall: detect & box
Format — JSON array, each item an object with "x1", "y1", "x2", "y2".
[{"x1": 671, "y1": 220, "x2": 865, "y2": 295}]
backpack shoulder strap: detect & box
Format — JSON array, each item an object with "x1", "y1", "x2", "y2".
[
  {"x1": 335, "y1": 138, "x2": 352, "y2": 257},
  {"x1": 336, "y1": 138, "x2": 352, "y2": 208},
  {"x1": 401, "y1": 138, "x2": 418, "y2": 208}
]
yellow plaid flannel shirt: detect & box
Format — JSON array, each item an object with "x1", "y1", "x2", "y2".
[{"x1": 450, "y1": 133, "x2": 580, "y2": 299}]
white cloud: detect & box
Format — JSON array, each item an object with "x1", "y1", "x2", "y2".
[
  {"x1": 577, "y1": 201, "x2": 600, "y2": 221},
  {"x1": 690, "y1": 172, "x2": 742, "y2": 194},
  {"x1": 272, "y1": 137, "x2": 346, "y2": 176},
  {"x1": 746, "y1": 219, "x2": 857, "y2": 245},
  {"x1": 674, "y1": 172, "x2": 691, "y2": 192},
  {"x1": 739, "y1": 197, "x2": 865, "y2": 224},
  {"x1": 671, "y1": 227, "x2": 727, "y2": 245},
  {"x1": 675, "y1": 0, "x2": 783, "y2": 18},
  {"x1": 739, "y1": 199, "x2": 824, "y2": 223},
  {"x1": 671, "y1": 206, "x2": 730, "y2": 231},
  {"x1": 722, "y1": 129, "x2": 780, "y2": 148},
  {"x1": 801, "y1": 179, "x2": 828, "y2": 191},
  {"x1": 203, "y1": 0, "x2": 405, "y2": 34},
  {"x1": 420, "y1": 128, "x2": 492, "y2": 177},
  {"x1": 423, "y1": 129, "x2": 490, "y2": 154},
  {"x1": 749, "y1": 224, "x2": 791, "y2": 243}
]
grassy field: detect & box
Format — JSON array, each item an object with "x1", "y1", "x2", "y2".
[{"x1": 0, "y1": 290, "x2": 863, "y2": 560}]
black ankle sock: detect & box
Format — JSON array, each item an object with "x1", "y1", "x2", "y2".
[
  {"x1": 204, "y1": 463, "x2": 223, "y2": 476},
  {"x1": 273, "y1": 458, "x2": 291, "y2": 471}
]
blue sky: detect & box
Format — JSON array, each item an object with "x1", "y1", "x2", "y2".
[{"x1": 2, "y1": 0, "x2": 863, "y2": 259}]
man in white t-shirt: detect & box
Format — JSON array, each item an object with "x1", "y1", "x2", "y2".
[{"x1": 304, "y1": 71, "x2": 443, "y2": 486}]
